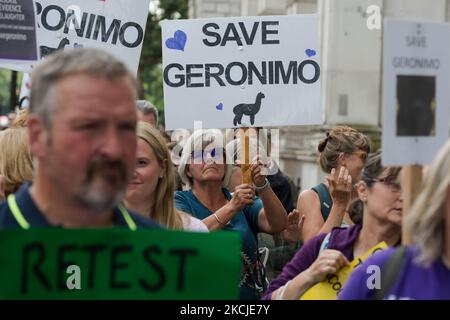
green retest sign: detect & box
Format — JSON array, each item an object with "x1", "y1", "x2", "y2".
[{"x1": 0, "y1": 229, "x2": 241, "y2": 299}]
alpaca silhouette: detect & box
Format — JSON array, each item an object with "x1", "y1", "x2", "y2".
[
  {"x1": 233, "y1": 92, "x2": 265, "y2": 126},
  {"x1": 40, "y1": 38, "x2": 70, "y2": 58}
]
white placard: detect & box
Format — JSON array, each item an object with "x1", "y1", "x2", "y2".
[
  {"x1": 161, "y1": 14, "x2": 322, "y2": 130},
  {"x1": 382, "y1": 18, "x2": 450, "y2": 166},
  {"x1": 0, "y1": 0, "x2": 150, "y2": 75},
  {"x1": 18, "y1": 72, "x2": 31, "y2": 108}
]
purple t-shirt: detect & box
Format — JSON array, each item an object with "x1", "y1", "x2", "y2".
[
  {"x1": 261, "y1": 224, "x2": 362, "y2": 300},
  {"x1": 339, "y1": 246, "x2": 450, "y2": 300}
]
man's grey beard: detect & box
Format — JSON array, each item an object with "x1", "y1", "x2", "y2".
[
  {"x1": 74, "y1": 156, "x2": 129, "y2": 213},
  {"x1": 74, "y1": 184, "x2": 126, "y2": 213}
]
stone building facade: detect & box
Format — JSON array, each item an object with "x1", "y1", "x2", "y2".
[{"x1": 188, "y1": 0, "x2": 450, "y2": 192}]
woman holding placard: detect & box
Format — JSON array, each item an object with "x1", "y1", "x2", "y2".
[
  {"x1": 340, "y1": 141, "x2": 450, "y2": 300},
  {"x1": 175, "y1": 128, "x2": 288, "y2": 299},
  {"x1": 262, "y1": 152, "x2": 403, "y2": 300}
]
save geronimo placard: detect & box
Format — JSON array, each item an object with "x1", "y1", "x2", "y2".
[
  {"x1": 161, "y1": 14, "x2": 321, "y2": 130},
  {"x1": 382, "y1": 19, "x2": 450, "y2": 166},
  {"x1": 0, "y1": 228, "x2": 241, "y2": 299},
  {"x1": 1, "y1": 0, "x2": 150, "y2": 74}
]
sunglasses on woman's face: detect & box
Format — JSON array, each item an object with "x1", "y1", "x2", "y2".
[{"x1": 191, "y1": 147, "x2": 225, "y2": 163}]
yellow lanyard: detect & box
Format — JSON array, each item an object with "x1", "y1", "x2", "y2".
[{"x1": 7, "y1": 194, "x2": 136, "y2": 230}]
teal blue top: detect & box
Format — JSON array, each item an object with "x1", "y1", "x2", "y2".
[
  {"x1": 175, "y1": 188, "x2": 264, "y2": 300},
  {"x1": 311, "y1": 183, "x2": 333, "y2": 221},
  {"x1": 311, "y1": 183, "x2": 349, "y2": 227}
]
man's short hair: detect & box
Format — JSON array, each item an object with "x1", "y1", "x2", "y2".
[
  {"x1": 136, "y1": 100, "x2": 158, "y2": 125},
  {"x1": 30, "y1": 48, "x2": 135, "y2": 127}
]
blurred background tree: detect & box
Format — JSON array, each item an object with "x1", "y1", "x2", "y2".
[
  {"x1": 138, "y1": 0, "x2": 188, "y2": 127},
  {"x1": 0, "y1": 70, "x2": 11, "y2": 115},
  {"x1": 0, "y1": 70, "x2": 21, "y2": 115}
]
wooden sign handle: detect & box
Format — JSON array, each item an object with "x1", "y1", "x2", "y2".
[
  {"x1": 401, "y1": 165, "x2": 423, "y2": 245},
  {"x1": 239, "y1": 128, "x2": 252, "y2": 184}
]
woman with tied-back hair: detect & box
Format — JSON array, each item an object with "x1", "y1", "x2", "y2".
[{"x1": 298, "y1": 126, "x2": 371, "y2": 243}]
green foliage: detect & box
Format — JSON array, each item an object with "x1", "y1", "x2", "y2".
[
  {"x1": 0, "y1": 69, "x2": 10, "y2": 115},
  {"x1": 0, "y1": 68, "x2": 22, "y2": 115},
  {"x1": 0, "y1": 70, "x2": 21, "y2": 115},
  {"x1": 138, "y1": 0, "x2": 188, "y2": 127}
]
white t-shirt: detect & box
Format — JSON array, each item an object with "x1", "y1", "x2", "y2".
[{"x1": 181, "y1": 213, "x2": 209, "y2": 232}]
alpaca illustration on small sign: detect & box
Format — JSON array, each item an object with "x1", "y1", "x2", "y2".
[
  {"x1": 232, "y1": 92, "x2": 265, "y2": 126},
  {"x1": 40, "y1": 38, "x2": 70, "y2": 58}
]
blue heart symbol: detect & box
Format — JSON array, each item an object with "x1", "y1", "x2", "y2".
[
  {"x1": 305, "y1": 49, "x2": 316, "y2": 57},
  {"x1": 216, "y1": 103, "x2": 223, "y2": 111},
  {"x1": 165, "y1": 30, "x2": 187, "y2": 51}
]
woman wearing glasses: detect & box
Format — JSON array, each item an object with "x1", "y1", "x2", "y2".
[
  {"x1": 262, "y1": 151, "x2": 403, "y2": 300},
  {"x1": 340, "y1": 141, "x2": 450, "y2": 300},
  {"x1": 175, "y1": 129, "x2": 287, "y2": 300},
  {"x1": 299, "y1": 126, "x2": 371, "y2": 243}
]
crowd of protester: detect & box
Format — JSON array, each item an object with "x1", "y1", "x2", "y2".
[{"x1": 0, "y1": 48, "x2": 449, "y2": 300}]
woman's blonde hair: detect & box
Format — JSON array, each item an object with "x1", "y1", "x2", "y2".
[
  {"x1": 404, "y1": 139, "x2": 450, "y2": 266},
  {"x1": 11, "y1": 108, "x2": 28, "y2": 128},
  {"x1": 136, "y1": 122, "x2": 183, "y2": 230},
  {"x1": 0, "y1": 127, "x2": 33, "y2": 196},
  {"x1": 318, "y1": 126, "x2": 371, "y2": 173},
  {"x1": 178, "y1": 129, "x2": 233, "y2": 189}
]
